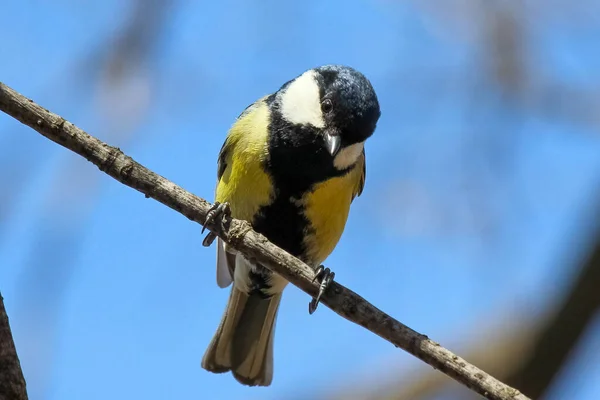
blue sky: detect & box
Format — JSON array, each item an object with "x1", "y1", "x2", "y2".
[{"x1": 1, "y1": 1, "x2": 600, "y2": 399}]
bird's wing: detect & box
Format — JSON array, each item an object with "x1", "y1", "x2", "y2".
[
  {"x1": 216, "y1": 100, "x2": 260, "y2": 182},
  {"x1": 352, "y1": 149, "x2": 366, "y2": 201},
  {"x1": 214, "y1": 99, "x2": 265, "y2": 288},
  {"x1": 214, "y1": 126, "x2": 236, "y2": 288}
]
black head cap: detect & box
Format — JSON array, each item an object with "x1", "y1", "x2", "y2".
[{"x1": 314, "y1": 65, "x2": 381, "y2": 145}]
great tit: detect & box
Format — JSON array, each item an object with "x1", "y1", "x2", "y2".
[{"x1": 201, "y1": 65, "x2": 380, "y2": 386}]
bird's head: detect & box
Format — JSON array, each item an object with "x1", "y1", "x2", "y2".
[{"x1": 275, "y1": 65, "x2": 381, "y2": 170}]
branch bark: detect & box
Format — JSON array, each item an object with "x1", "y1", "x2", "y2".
[
  {"x1": 0, "y1": 293, "x2": 28, "y2": 400},
  {"x1": 0, "y1": 81, "x2": 529, "y2": 400}
]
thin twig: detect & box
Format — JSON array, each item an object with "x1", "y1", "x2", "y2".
[{"x1": 0, "y1": 81, "x2": 530, "y2": 400}]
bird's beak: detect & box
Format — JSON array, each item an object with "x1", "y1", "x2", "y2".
[{"x1": 324, "y1": 131, "x2": 341, "y2": 156}]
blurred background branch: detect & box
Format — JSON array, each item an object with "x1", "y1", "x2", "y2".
[{"x1": 506, "y1": 186, "x2": 600, "y2": 398}]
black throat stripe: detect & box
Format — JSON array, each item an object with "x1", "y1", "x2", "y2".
[{"x1": 251, "y1": 105, "x2": 351, "y2": 261}]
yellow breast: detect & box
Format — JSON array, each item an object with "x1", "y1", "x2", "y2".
[{"x1": 301, "y1": 166, "x2": 361, "y2": 266}]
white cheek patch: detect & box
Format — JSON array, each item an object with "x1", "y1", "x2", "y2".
[
  {"x1": 279, "y1": 70, "x2": 325, "y2": 128},
  {"x1": 334, "y1": 141, "x2": 364, "y2": 170}
]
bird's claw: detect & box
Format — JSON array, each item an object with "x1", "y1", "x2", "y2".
[
  {"x1": 202, "y1": 202, "x2": 231, "y2": 247},
  {"x1": 202, "y1": 232, "x2": 218, "y2": 247},
  {"x1": 308, "y1": 265, "x2": 335, "y2": 314}
]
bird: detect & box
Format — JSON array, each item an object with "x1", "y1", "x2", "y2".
[{"x1": 200, "y1": 65, "x2": 381, "y2": 387}]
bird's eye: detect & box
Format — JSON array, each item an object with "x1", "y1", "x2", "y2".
[{"x1": 321, "y1": 99, "x2": 333, "y2": 114}]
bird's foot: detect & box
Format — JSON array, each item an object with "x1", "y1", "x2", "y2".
[
  {"x1": 308, "y1": 265, "x2": 335, "y2": 314},
  {"x1": 201, "y1": 202, "x2": 231, "y2": 247}
]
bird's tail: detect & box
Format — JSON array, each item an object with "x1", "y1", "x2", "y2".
[{"x1": 201, "y1": 287, "x2": 282, "y2": 386}]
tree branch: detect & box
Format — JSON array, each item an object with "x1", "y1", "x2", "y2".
[
  {"x1": 0, "y1": 293, "x2": 28, "y2": 400},
  {"x1": 0, "y1": 81, "x2": 529, "y2": 400}
]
